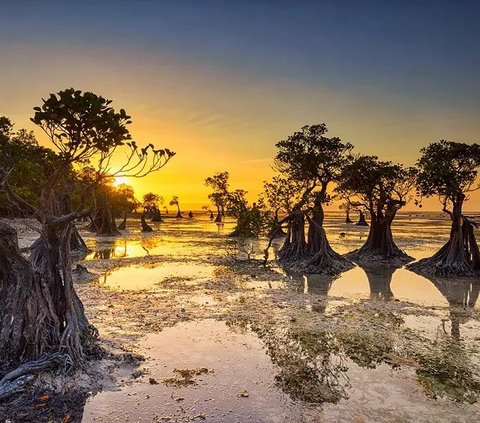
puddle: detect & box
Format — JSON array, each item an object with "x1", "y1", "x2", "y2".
[
  {"x1": 82, "y1": 319, "x2": 480, "y2": 423},
  {"x1": 82, "y1": 320, "x2": 303, "y2": 423},
  {"x1": 98, "y1": 262, "x2": 215, "y2": 290}
]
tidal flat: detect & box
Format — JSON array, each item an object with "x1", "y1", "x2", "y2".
[{"x1": 2, "y1": 212, "x2": 479, "y2": 422}]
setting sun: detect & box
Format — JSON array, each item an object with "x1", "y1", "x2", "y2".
[{"x1": 113, "y1": 176, "x2": 129, "y2": 186}]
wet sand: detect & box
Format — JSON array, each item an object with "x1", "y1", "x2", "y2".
[{"x1": 2, "y1": 213, "x2": 480, "y2": 422}]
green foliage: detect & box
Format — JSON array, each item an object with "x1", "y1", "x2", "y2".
[
  {"x1": 274, "y1": 124, "x2": 353, "y2": 205},
  {"x1": 31, "y1": 88, "x2": 131, "y2": 160},
  {"x1": 110, "y1": 183, "x2": 138, "y2": 213},
  {"x1": 0, "y1": 123, "x2": 63, "y2": 214},
  {"x1": 337, "y1": 155, "x2": 416, "y2": 216},
  {"x1": 416, "y1": 140, "x2": 480, "y2": 206},
  {"x1": 260, "y1": 176, "x2": 302, "y2": 216}
]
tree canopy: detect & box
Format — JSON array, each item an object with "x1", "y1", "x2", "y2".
[{"x1": 415, "y1": 140, "x2": 480, "y2": 212}]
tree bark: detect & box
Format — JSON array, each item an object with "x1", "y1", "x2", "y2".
[
  {"x1": 0, "y1": 220, "x2": 96, "y2": 367},
  {"x1": 347, "y1": 211, "x2": 413, "y2": 265},
  {"x1": 278, "y1": 210, "x2": 308, "y2": 264},
  {"x1": 175, "y1": 204, "x2": 183, "y2": 219},
  {"x1": 345, "y1": 210, "x2": 353, "y2": 224},
  {"x1": 214, "y1": 206, "x2": 222, "y2": 223},
  {"x1": 408, "y1": 199, "x2": 480, "y2": 276},
  {"x1": 356, "y1": 211, "x2": 368, "y2": 226},
  {"x1": 151, "y1": 208, "x2": 162, "y2": 222}
]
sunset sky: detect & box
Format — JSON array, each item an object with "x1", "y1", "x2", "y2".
[{"x1": 1, "y1": 1, "x2": 480, "y2": 210}]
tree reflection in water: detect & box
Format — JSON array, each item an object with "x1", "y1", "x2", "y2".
[{"x1": 236, "y1": 266, "x2": 480, "y2": 405}]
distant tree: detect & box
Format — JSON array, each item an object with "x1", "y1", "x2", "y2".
[
  {"x1": 205, "y1": 171, "x2": 230, "y2": 222},
  {"x1": 111, "y1": 183, "x2": 138, "y2": 214},
  {"x1": 170, "y1": 195, "x2": 183, "y2": 218},
  {"x1": 0, "y1": 88, "x2": 174, "y2": 367},
  {"x1": 227, "y1": 190, "x2": 264, "y2": 238},
  {"x1": 260, "y1": 176, "x2": 301, "y2": 238},
  {"x1": 337, "y1": 155, "x2": 416, "y2": 265},
  {"x1": 408, "y1": 141, "x2": 480, "y2": 275},
  {"x1": 111, "y1": 183, "x2": 138, "y2": 230},
  {"x1": 270, "y1": 124, "x2": 353, "y2": 274},
  {"x1": 143, "y1": 192, "x2": 163, "y2": 222},
  {"x1": 338, "y1": 201, "x2": 353, "y2": 224}
]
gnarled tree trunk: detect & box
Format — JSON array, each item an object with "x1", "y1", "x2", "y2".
[
  {"x1": 96, "y1": 196, "x2": 120, "y2": 236},
  {"x1": 345, "y1": 210, "x2": 353, "y2": 224},
  {"x1": 151, "y1": 208, "x2": 162, "y2": 222},
  {"x1": 0, "y1": 220, "x2": 96, "y2": 367},
  {"x1": 29, "y1": 222, "x2": 97, "y2": 363},
  {"x1": 347, "y1": 211, "x2": 412, "y2": 265},
  {"x1": 278, "y1": 210, "x2": 308, "y2": 264},
  {"x1": 175, "y1": 204, "x2": 183, "y2": 219},
  {"x1": 408, "y1": 200, "x2": 480, "y2": 276},
  {"x1": 0, "y1": 222, "x2": 38, "y2": 366},
  {"x1": 304, "y1": 204, "x2": 352, "y2": 274},
  {"x1": 356, "y1": 211, "x2": 368, "y2": 226}
]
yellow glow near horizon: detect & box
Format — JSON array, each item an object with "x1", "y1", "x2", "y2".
[{"x1": 2, "y1": 44, "x2": 480, "y2": 211}]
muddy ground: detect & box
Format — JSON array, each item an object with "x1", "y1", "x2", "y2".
[{"x1": 0, "y1": 215, "x2": 479, "y2": 422}]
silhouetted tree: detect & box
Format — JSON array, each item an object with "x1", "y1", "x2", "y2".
[
  {"x1": 338, "y1": 201, "x2": 353, "y2": 224},
  {"x1": 337, "y1": 155, "x2": 415, "y2": 265},
  {"x1": 205, "y1": 171, "x2": 230, "y2": 222},
  {"x1": 169, "y1": 195, "x2": 183, "y2": 218},
  {"x1": 143, "y1": 192, "x2": 163, "y2": 221},
  {"x1": 408, "y1": 141, "x2": 480, "y2": 276},
  {"x1": 0, "y1": 88, "x2": 174, "y2": 368},
  {"x1": 271, "y1": 124, "x2": 353, "y2": 274},
  {"x1": 356, "y1": 209, "x2": 369, "y2": 226}
]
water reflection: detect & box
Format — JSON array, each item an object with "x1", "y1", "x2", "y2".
[
  {"x1": 422, "y1": 274, "x2": 479, "y2": 339},
  {"x1": 362, "y1": 265, "x2": 395, "y2": 301}
]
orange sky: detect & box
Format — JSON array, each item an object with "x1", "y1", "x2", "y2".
[{"x1": 1, "y1": 43, "x2": 479, "y2": 211}]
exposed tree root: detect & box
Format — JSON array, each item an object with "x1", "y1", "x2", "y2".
[
  {"x1": 96, "y1": 205, "x2": 120, "y2": 236},
  {"x1": 347, "y1": 220, "x2": 413, "y2": 266},
  {"x1": 347, "y1": 246, "x2": 413, "y2": 267},
  {"x1": 150, "y1": 208, "x2": 162, "y2": 222},
  {"x1": 278, "y1": 212, "x2": 352, "y2": 275},
  {"x1": 0, "y1": 354, "x2": 68, "y2": 400},
  {"x1": 407, "y1": 217, "x2": 480, "y2": 276}
]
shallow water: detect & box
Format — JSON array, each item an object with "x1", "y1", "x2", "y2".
[
  {"x1": 77, "y1": 212, "x2": 480, "y2": 422},
  {"x1": 83, "y1": 320, "x2": 480, "y2": 423}
]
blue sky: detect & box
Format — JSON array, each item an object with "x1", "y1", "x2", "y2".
[{"x1": 1, "y1": 0, "x2": 479, "y2": 206}]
